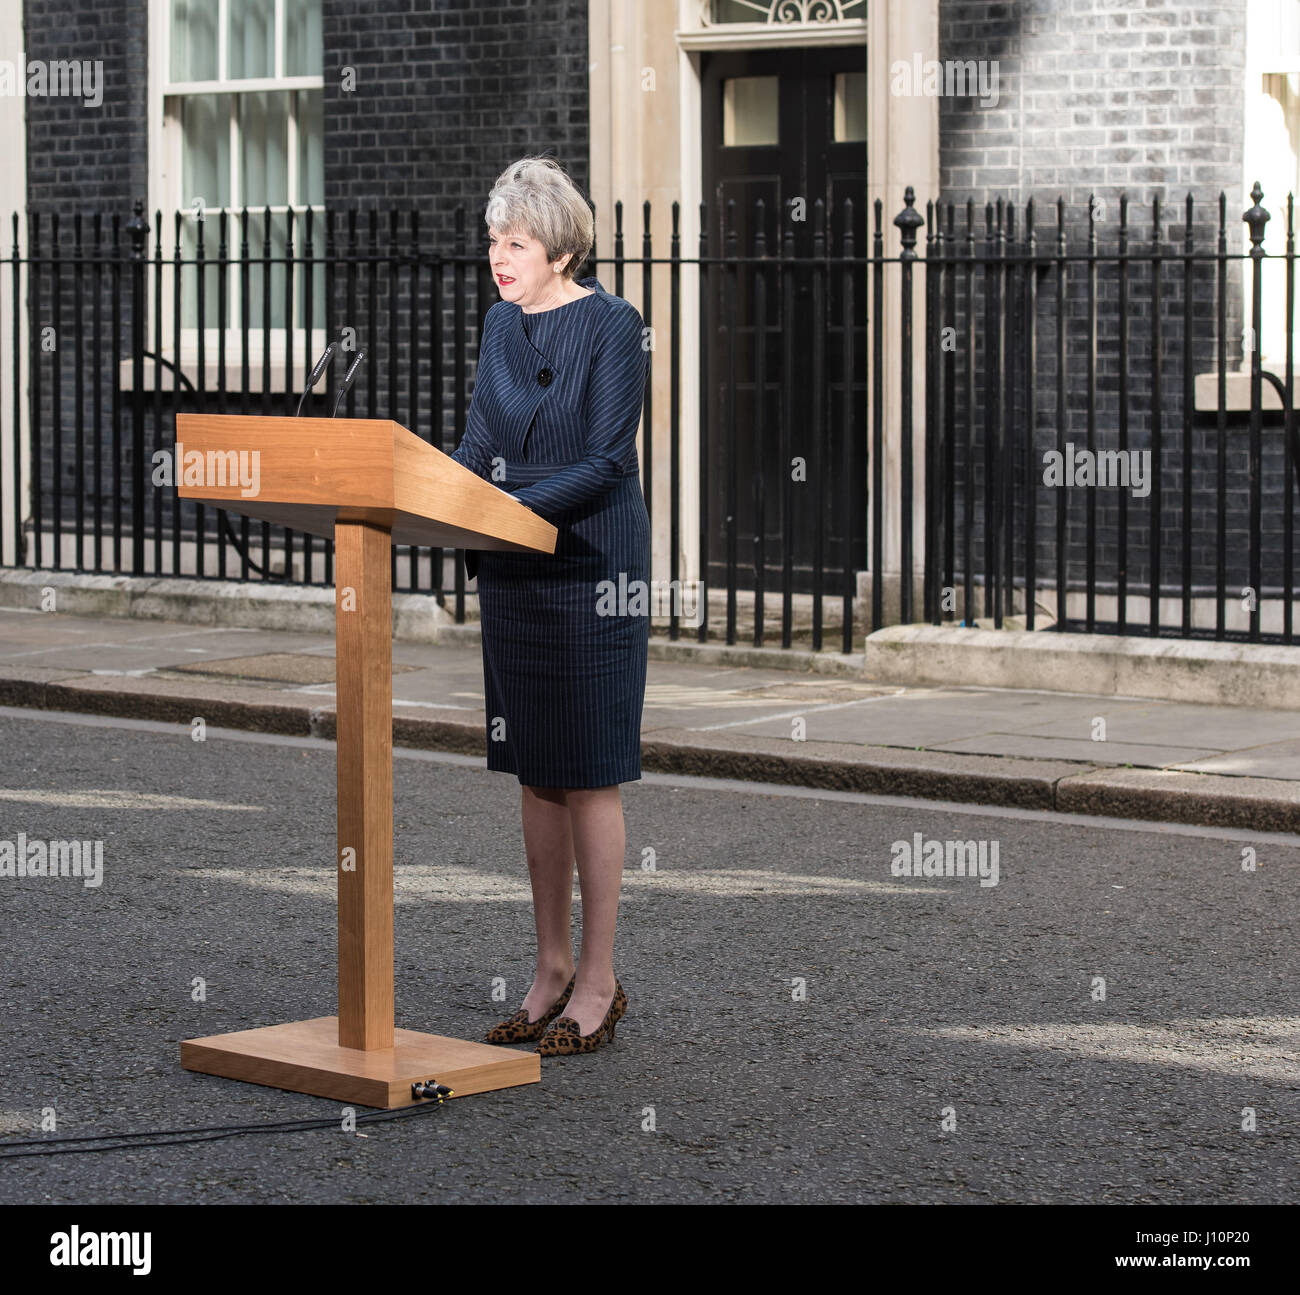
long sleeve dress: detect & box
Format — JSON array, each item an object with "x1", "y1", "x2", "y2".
[{"x1": 449, "y1": 275, "x2": 651, "y2": 788}]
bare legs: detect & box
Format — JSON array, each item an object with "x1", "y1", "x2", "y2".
[
  {"x1": 518, "y1": 785, "x2": 576, "y2": 1021},
  {"x1": 562, "y1": 786, "x2": 624, "y2": 1032},
  {"x1": 518, "y1": 783, "x2": 625, "y2": 1035}
]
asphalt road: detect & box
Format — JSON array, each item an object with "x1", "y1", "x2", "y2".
[{"x1": 0, "y1": 707, "x2": 1296, "y2": 1204}]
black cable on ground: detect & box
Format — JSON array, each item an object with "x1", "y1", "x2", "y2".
[{"x1": 0, "y1": 1097, "x2": 450, "y2": 1159}]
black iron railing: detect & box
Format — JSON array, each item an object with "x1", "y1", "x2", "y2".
[
  {"x1": 914, "y1": 180, "x2": 1297, "y2": 643},
  {"x1": 1, "y1": 185, "x2": 1296, "y2": 648},
  {"x1": 2, "y1": 195, "x2": 866, "y2": 645}
]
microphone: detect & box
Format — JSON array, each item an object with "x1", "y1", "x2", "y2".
[
  {"x1": 331, "y1": 350, "x2": 367, "y2": 417},
  {"x1": 294, "y1": 340, "x2": 338, "y2": 417}
]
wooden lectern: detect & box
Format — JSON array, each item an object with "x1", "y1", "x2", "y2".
[{"x1": 174, "y1": 414, "x2": 557, "y2": 1108}]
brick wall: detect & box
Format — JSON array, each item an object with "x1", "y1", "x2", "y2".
[
  {"x1": 21, "y1": 0, "x2": 149, "y2": 565},
  {"x1": 318, "y1": 0, "x2": 593, "y2": 464},
  {"x1": 322, "y1": 0, "x2": 590, "y2": 216},
  {"x1": 24, "y1": 0, "x2": 149, "y2": 209},
  {"x1": 15, "y1": 0, "x2": 1282, "y2": 608},
  {"x1": 938, "y1": 0, "x2": 1247, "y2": 208},
  {"x1": 17, "y1": 0, "x2": 591, "y2": 567},
  {"x1": 932, "y1": 1, "x2": 1272, "y2": 608}
]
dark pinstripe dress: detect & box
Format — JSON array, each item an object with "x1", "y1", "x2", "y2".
[{"x1": 449, "y1": 275, "x2": 651, "y2": 788}]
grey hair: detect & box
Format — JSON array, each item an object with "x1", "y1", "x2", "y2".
[{"x1": 484, "y1": 156, "x2": 594, "y2": 280}]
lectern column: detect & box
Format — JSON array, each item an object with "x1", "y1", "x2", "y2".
[
  {"x1": 334, "y1": 520, "x2": 395, "y2": 1050},
  {"x1": 177, "y1": 414, "x2": 548, "y2": 1104}
]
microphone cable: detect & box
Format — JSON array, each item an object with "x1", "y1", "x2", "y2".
[{"x1": 0, "y1": 1088, "x2": 455, "y2": 1160}]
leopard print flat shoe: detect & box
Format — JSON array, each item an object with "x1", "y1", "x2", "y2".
[
  {"x1": 535, "y1": 979, "x2": 627, "y2": 1057},
  {"x1": 484, "y1": 974, "x2": 576, "y2": 1045}
]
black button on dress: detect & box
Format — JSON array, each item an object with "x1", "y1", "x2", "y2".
[{"x1": 450, "y1": 276, "x2": 651, "y2": 788}]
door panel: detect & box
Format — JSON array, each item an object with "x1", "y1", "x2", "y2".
[{"x1": 702, "y1": 44, "x2": 867, "y2": 598}]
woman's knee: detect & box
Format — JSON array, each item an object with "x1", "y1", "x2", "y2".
[
  {"x1": 564, "y1": 785, "x2": 620, "y2": 811},
  {"x1": 522, "y1": 783, "x2": 567, "y2": 806}
]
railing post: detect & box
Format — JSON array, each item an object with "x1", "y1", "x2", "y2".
[
  {"x1": 28, "y1": 210, "x2": 42, "y2": 567},
  {"x1": 870, "y1": 199, "x2": 884, "y2": 632},
  {"x1": 751, "y1": 196, "x2": 768, "y2": 648},
  {"x1": 126, "y1": 199, "x2": 149, "y2": 574},
  {"x1": 923, "y1": 198, "x2": 937, "y2": 624},
  {"x1": 1286, "y1": 192, "x2": 1296, "y2": 645},
  {"x1": 1023, "y1": 198, "x2": 1038, "y2": 632},
  {"x1": 811, "y1": 197, "x2": 826, "y2": 649},
  {"x1": 9, "y1": 213, "x2": 21, "y2": 566},
  {"x1": 894, "y1": 186, "x2": 924, "y2": 626},
  {"x1": 1243, "y1": 181, "x2": 1270, "y2": 643},
  {"x1": 669, "y1": 199, "x2": 681, "y2": 642},
  {"x1": 697, "y1": 199, "x2": 710, "y2": 644}
]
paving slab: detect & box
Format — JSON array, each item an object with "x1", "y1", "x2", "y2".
[
  {"x1": 1006, "y1": 700, "x2": 1298, "y2": 750},
  {"x1": 2, "y1": 606, "x2": 1297, "y2": 831},
  {"x1": 929, "y1": 733, "x2": 1222, "y2": 767},
  {"x1": 1171, "y1": 738, "x2": 1300, "y2": 782},
  {"x1": 720, "y1": 689, "x2": 1107, "y2": 747}
]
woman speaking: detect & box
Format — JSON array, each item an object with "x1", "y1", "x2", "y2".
[{"x1": 450, "y1": 156, "x2": 650, "y2": 1058}]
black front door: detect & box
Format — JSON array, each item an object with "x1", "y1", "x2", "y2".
[{"x1": 701, "y1": 44, "x2": 867, "y2": 601}]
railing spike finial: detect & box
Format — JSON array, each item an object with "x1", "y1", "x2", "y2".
[
  {"x1": 1243, "y1": 181, "x2": 1270, "y2": 250},
  {"x1": 126, "y1": 198, "x2": 148, "y2": 256},
  {"x1": 894, "y1": 185, "x2": 924, "y2": 260}
]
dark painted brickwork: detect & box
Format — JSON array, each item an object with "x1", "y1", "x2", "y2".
[
  {"x1": 317, "y1": 0, "x2": 592, "y2": 473},
  {"x1": 938, "y1": 0, "x2": 1246, "y2": 208},
  {"x1": 930, "y1": 1, "x2": 1273, "y2": 604},
  {"x1": 322, "y1": 0, "x2": 590, "y2": 212},
  {"x1": 17, "y1": 0, "x2": 1286, "y2": 607},
  {"x1": 24, "y1": 0, "x2": 149, "y2": 209},
  {"x1": 20, "y1": 0, "x2": 590, "y2": 566},
  {"x1": 21, "y1": 0, "x2": 149, "y2": 562}
]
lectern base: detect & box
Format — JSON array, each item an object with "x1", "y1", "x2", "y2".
[{"x1": 181, "y1": 1017, "x2": 540, "y2": 1109}]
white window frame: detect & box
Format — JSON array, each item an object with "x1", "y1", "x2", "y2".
[
  {"x1": 0, "y1": 0, "x2": 28, "y2": 564},
  {"x1": 1244, "y1": 0, "x2": 1300, "y2": 374},
  {"x1": 136, "y1": 0, "x2": 325, "y2": 393}
]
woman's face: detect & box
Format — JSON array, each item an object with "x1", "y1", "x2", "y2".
[{"x1": 488, "y1": 224, "x2": 569, "y2": 308}]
